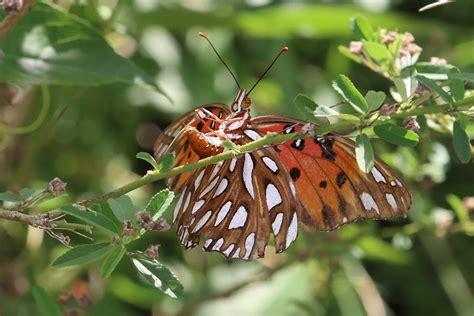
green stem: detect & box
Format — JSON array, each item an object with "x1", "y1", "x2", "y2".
[{"x1": 392, "y1": 95, "x2": 474, "y2": 119}]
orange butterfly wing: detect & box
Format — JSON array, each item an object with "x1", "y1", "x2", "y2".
[{"x1": 252, "y1": 116, "x2": 412, "y2": 231}]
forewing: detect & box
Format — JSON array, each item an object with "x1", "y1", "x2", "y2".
[
  {"x1": 173, "y1": 131, "x2": 301, "y2": 260},
  {"x1": 252, "y1": 116, "x2": 412, "y2": 231}
]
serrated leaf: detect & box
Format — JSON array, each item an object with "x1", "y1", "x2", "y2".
[
  {"x1": 417, "y1": 75, "x2": 454, "y2": 105},
  {"x1": 0, "y1": 191, "x2": 21, "y2": 202},
  {"x1": 158, "y1": 153, "x2": 176, "y2": 171},
  {"x1": 136, "y1": 152, "x2": 160, "y2": 170},
  {"x1": 132, "y1": 256, "x2": 183, "y2": 298},
  {"x1": 294, "y1": 94, "x2": 329, "y2": 126},
  {"x1": 145, "y1": 189, "x2": 175, "y2": 220},
  {"x1": 363, "y1": 42, "x2": 392, "y2": 62},
  {"x1": 32, "y1": 286, "x2": 62, "y2": 316},
  {"x1": 452, "y1": 119, "x2": 471, "y2": 163},
  {"x1": 365, "y1": 91, "x2": 385, "y2": 112},
  {"x1": 108, "y1": 196, "x2": 136, "y2": 223},
  {"x1": 100, "y1": 245, "x2": 126, "y2": 278},
  {"x1": 52, "y1": 243, "x2": 113, "y2": 268},
  {"x1": 374, "y1": 123, "x2": 419, "y2": 147},
  {"x1": 448, "y1": 72, "x2": 474, "y2": 82},
  {"x1": 332, "y1": 75, "x2": 368, "y2": 114},
  {"x1": 338, "y1": 45, "x2": 362, "y2": 63},
  {"x1": 355, "y1": 133, "x2": 374, "y2": 173},
  {"x1": 61, "y1": 204, "x2": 119, "y2": 234},
  {"x1": 0, "y1": 3, "x2": 168, "y2": 99},
  {"x1": 349, "y1": 15, "x2": 373, "y2": 41}
]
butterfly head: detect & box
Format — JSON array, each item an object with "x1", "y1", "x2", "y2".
[{"x1": 231, "y1": 89, "x2": 252, "y2": 113}]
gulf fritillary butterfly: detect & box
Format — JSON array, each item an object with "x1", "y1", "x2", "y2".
[{"x1": 153, "y1": 33, "x2": 412, "y2": 260}]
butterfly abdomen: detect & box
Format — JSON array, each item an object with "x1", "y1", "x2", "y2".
[{"x1": 183, "y1": 126, "x2": 224, "y2": 158}]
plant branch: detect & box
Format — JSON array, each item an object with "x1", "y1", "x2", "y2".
[{"x1": 0, "y1": 0, "x2": 38, "y2": 39}]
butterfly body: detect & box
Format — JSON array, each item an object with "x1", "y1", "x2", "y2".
[{"x1": 155, "y1": 90, "x2": 412, "y2": 260}]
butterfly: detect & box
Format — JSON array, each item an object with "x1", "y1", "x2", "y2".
[{"x1": 153, "y1": 33, "x2": 412, "y2": 260}]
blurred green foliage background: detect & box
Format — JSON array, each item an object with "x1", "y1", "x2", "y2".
[{"x1": 0, "y1": 0, "x2": 473, "y2": 315}]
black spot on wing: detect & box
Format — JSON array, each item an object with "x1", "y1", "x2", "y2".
[
  {"x1": 336, "y1": 171, "x2": 347, "y2": 188},
  {"x1": 319, "y1": 180, "x2": 327, "y2": 188},
  {"x1": 291, "y1": 139, "x2": 305, "y2": 151},
  {"x1": 290, "y1": 167, "x2": 301, "y2": 181}
]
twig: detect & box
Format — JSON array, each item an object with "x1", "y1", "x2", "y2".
[{"x1": 0, "y1": 0, "x2": 38, "y2": 39}]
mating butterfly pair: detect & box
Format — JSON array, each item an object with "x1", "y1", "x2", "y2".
[{"x1": 153, "y1": 34, "x2": 412, "y2": 260}]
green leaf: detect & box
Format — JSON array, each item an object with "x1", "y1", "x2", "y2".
[
  {"x1": 108, "y1": 196, "x2": 136, "y2": 223},
  {"x1": 136, "y1": 152, "x2": 161, "y2": 170},
  {"x1": 401, "y1": 67, "x2": 418, "y2": 99},
  {"x1": 294, "y1": 94, "x2": 330, "y2": 126},
  {"x1": 337, "y1": 45, "x2": 362, "y2": 63},
  {"x1": 448, "y1": 69, "x2": 465, "y2": 101},
  {"x1": 20, "y1": 188, "x2": 35, "y2": 199},
  {"x1": 452, "y1": 118, "x2": 471, "y2": 163},
  {"x1": 100, "y1": 245, "x2": 126, "y2": 278},
  {"x1": 365, "y1": 91, "x2": 385, "y2": 112},
  {"x1": 357, "y1": 236, "x2": 411, "y2": 265},
  {"x1": 60, "y1": 204, "x2": 119, "y2": 234},
  {"x1": 145, "y1": 189, "x2": 175, "y2": 220},
  {"x1": 446, "y1": 194, "x2": 469, "y2": 223},
  {"x1": 332, "y1": 75, "x2": 368, "y2": 114},
  {"x1": 158, "y1": 153, "x2": 176, "y2": 171},
  {"x1": 374, "y1": 123, "x2": 419, "y2": 147},
  {"x1": 32, "y1": 286, "x2": 62, "y2": 316},
  {"x1": 132, "y1": 256, "x2": 183, "y2": 298},
  {"x1": 362, "y1": 42, "x2": 392, "y2": 62},
  {"x1": 393, "y1": 77, "x2": 408, "y2": 101},
  {"x1": 417, "y1": 75, "x2": 454, "y2": 105},
  {"x1": 448, "y1": 72, "x2": 474, "y2": 82},
  {"x1": 355, "y1": 133, "x2": 374, "y2": 173},
  {"x1": 0, "y1": 191, "x2": 21, "y2": 202},
  {"x1": 349, "y1": 15, "x2": 373, "y2": 41},
  {"x1": 52, "y1": 243, "x2": 113, "y2": 268},
  {"x1": 0, "y1": 2, "x2": 168, "y2": 99},
  {"x1": 416, "y1": 62, "x2": 456, "y2": 79}
]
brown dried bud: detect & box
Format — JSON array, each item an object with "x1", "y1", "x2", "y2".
[
  {"x1": 122, "y1": 220, "x2": 135, "y2": 235},
  {"x1": 47, "y1": 177, "x2": 67, "y2": 197},
  {"x1": 57, "y1": 292, "x2": 73, "y2": 305},
  {"x1": 145, "y1": 244, "x2": 160, "y2": 259},
  {"x1": 349, "y1": 41, "x2": 363, "y2": 55},
  {"x1": 379, "y1": 103, "x2": 400, "y2": 116},
  {"x1": 430, "y1": 56, "x2": 447, "y2": 65},
  {"x1": 462, "y1": 197, "x2": 474, "y2": 211},
  {"x1": 136, "y1": 211, "x2": 155, "y2": 230},
  {"x1": 63, "y1": 235, "x2": 71, "y2": 246},
  {"x1": 2, "y1": 0, "x2": 23, "y2": 14},
  {"x1": 382, "y1": 31, "x2": 398, "y2": 44},
  {"x1": 403, "y1": 117, "x2": 420, "y2": 132},
  {"x1": 154, "y1": 218, "x2": 171, "y2": 231},
  {"x1": 402, "y1": 32, "x2": 415, "y2": 45}
]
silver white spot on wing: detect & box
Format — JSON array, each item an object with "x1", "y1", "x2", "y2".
[
  {"x1": 371, "y1": 167, "x2": 386, "y2": 183},
  {"x1": 243, "y1": 153, "x2": 255, "y2": 199},
  {"x1": 199, "y1": 176, "x2": 219, "y2": 198},
  {"x1": 285, "y1": 212, "x2": 298, "y2": 249},
  {"x1": 262, "y1": 156, "x2": 278, "y2": 173},
  {"x1": 212, "y1": 238, "x2": 224, "y2": 251},
  {"x1": 228, "y1": 206, "x2": 247, "y2": 229},
  {"x1": 266, "y1": 183, "x2": 282, "y2": 211},
  {"x1": 213, "y1": 177, "x2": 229, "y2": 198},
  {"x1": 289, "y1": 181, "x2": 297, "y2": 197},
  {"x1": 203, "y1": 239, "x2": 213, "y2": 248},
  {"x1": 209, "y1": 161, "x2": 223, "y2": 180},
  {"x1": 215, "y1": 201, "x2": 232, "y2": 226},
  {"x1": 173, "y1": 190, "x2": 185, "y2": 223},
  {"x1": 385, "y1": 193, "x2": 398, "y2": 209},
  {"x1": 191, "y1": 210, "x2": 212, "y2": 233},
  {"x1": 395, "y1": 179, "x2": 403, "y2": 187},
  {"x1": 342, "y1": 216, "x2": 348, "y2": 223},
  {"x1": 244, "y1": 129, "x2": 261, "y2": 141},
  {"x1": 360, "y1": 192, "x2": 380, "y2": 214},
  {"x1": 272, "y1": 213, "x2": 284, "y2": 235},
  {"x1": 183, "y1": 192, "x2": 192, "y2": 213},
  {"x1": 243, "y1": 233, "x2": 255, "y2": 260},
  {"x1": 223, "y1": 244, "x2": 235, "y2": 256},
  {"x1": 191, "y1": 199, "x2": 206, "y2": 214},
  {"x1": 390, "y1": 180, "x2": 397, "y2": 187},
  {"x1": 194, "y1": 169, "x2": 205, "y2": 189},
  {"x1": 229, "y1": 158, "x2": 237, "y2": 172},
  {"x1": 232, "y1": 247, "x2": 241, "y2": 259}
]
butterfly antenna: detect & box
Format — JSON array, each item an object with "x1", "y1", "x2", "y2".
[
  {"x1": 199, "y1": 32, "x2": 241, "y2": 90},
  {"x1": 247, "y1": 47, "x2": 288, "y2": 96}
]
